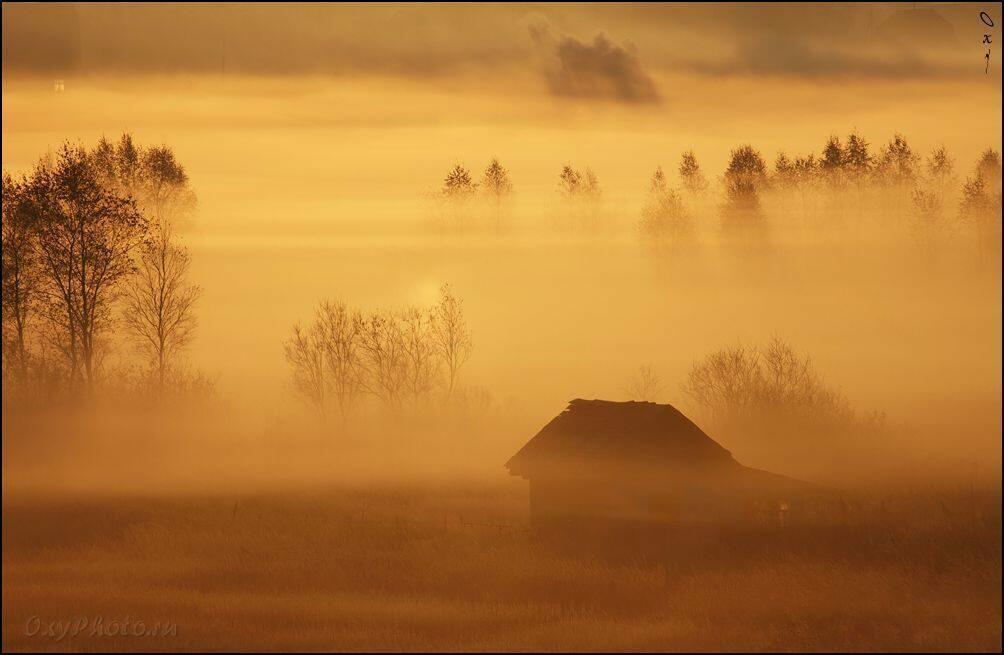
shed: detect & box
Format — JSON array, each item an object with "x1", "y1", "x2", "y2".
[{"x1": 506, "y1": 399, "x2": 817, "y2": 528}]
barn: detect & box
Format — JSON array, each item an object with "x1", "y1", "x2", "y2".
[{"x1": 506, "y1": 399, "x2": 819, "y2": 529}]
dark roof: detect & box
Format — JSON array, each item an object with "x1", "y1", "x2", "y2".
[{"x1": 506, "y1": 399, "x2": 739, "y2": 479}]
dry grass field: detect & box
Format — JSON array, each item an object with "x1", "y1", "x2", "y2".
[{"x1": 3, "y1": 482, "x2": 1000, "y2": 652}]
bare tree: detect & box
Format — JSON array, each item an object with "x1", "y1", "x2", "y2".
[
  {"x1": 683, "y1": 337, "x2": 851, "y2": 426},
  {"x1": 430, "y1": 283, "x2": 472, "y2": 401},
  {"x1": 1, "y1": 173, "x2": 41, "y2": 388},
  {"x1": 400, "y1": 306, "x2": 438, "y2": 406},
  {"x1": 284, "y1": 319, "x2": 326, "y2": 413},
  {"x1": 93, "y1": 135, "x2": 201, "y2": 392},
  {"x1": 359, "y1": 309, "x2": 409, "y2": 410},
  {"x1": 122, "y1": 223, "x2": 200, "y2": 392},
  {"x1": 31, "y1": 144, "x2": 148, "y2": 390},
  {"x1": 623, "y1": 364, "x2": 664, "y2": 402},
  {"x1": 317, "y1": 300, "x2": 366, "y2": 422}
]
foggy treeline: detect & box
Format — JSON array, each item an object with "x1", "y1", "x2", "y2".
[
  {"x1": 1, "y1": 134, "x2": 207, "y2": 409},
  {"x1": 429, "y1": 132, "x2": 1002, "y2": 258}
]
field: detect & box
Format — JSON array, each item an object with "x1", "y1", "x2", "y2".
[{"x1": 3, "y1": 481, "x2": 1000, "y2": 652}]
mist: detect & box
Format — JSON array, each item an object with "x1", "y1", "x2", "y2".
[{"x1": 2, "y1": 3, "x2": 1001, "y2": 652}]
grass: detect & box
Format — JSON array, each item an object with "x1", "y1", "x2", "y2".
[{"x1": 2, "y1": 481, "x2": 1000, "y2": 652}]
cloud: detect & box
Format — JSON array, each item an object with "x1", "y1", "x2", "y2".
[{"x1": 544, "y1": 33, "x2": 660, "y2": 103}]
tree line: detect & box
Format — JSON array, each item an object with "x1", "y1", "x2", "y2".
[
  {"x1": 425, "y1": 135, "x2": 1002, "y2": 244},
  {"x1": 284, "y1": 284, "x2": 474, "y2": 424},
  {"x1": 2, "y1": 135, "x2": 202, "y2": 405}
]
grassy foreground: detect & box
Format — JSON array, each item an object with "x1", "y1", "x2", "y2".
[{"x1": 2, "y1": 483, "x2": 1001, "y2": 652}]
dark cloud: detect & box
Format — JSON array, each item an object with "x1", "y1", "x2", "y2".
[
  {"x1": 545, "y1": 33, "x2": 660, "y2": 104},
  {"x1": 0, "y1": 3, "x2": 989, "y2": 84}
]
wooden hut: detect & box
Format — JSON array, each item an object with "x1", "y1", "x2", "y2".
[{"x1": 506, "y1": 399, "x2": 819, "y2": 529}]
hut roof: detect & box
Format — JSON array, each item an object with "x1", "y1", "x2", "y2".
[{"x1": 506, "y1": 399, "x2": 739, "y2": 479}]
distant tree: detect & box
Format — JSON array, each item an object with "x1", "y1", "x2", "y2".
[
  {"x1": 650, "y1": 166, "x2": 668, "y2": 193},
  {"x1": 623, "y1": 364, "x2": 664, "y2": 402},
  {"x1": 844, "y1": 132, "x2": 871, "y2": 176},
  {"x1": 440, "y1": 164, "x2": 478, "y2": 229},
  {"x1": 400, "y1": 305, "x2": 438, "y2": 407},
  {"x1": 910, "y1": 187, "x2": 945, "y2": 249},
  {"x1": 723, "y1": 144, "x2": 768, "y2": 218},
  {"x1": 975, "y1": 148, "x2": 1002, "y2": 195},
  {"x1": 844, "y1": 131, "x2": 872, "y2": 192},
  {"x1": 558, "y1": 165, "x2": 601, "y2": 226},
  {"x1": 820, "y1": 135, "x2": 846, "y2": 187},
  {"x1": 558, "y1": 165, "x2": 582, "y2": 198},
  {"x1": 284, "y1": 318, "x2": 326, "y2": 413},
  {"x1": 443, "y1": 165, "x2": 478, "y2": 200},
  {"x1": 790, "y1": 153, "x2": 820, "y2": 213},
  {"x1": 318, "y1": 300, "x2": 366, "y2": 423},
  {"x1": 1, "y1": 173, "x2": 41, "y2": 387},
  {"x1": 926, "y1": 146, "x2": 956, "y2": 199},
  {"x1": 679, "y1": 150, "x2": 709, "y2": 196},
  {"x1": 683, "y1": 337, "x2": 852, "y2": 427},
  {"x1": 874, "y1": 133, "x2": 920, "y2": 188},
  {"x1": 32, "y1": 144, "x2": 148, "y2": 390},
  {"x1": 481, "y1": 158, "x2": 513, "y2": 230},
  {"x1": 359, "y1": 309, "x2": 409, "y2": 411},
  {"x1": 792, "y1": 154, "x2": 818, "y2": 185},
  {"x1": 430, "y1": 283, "x2": 472, "y2": 401},
  {"x1": 773, "y1": 152, "x2": 796, "y2": 191},
  {"x1": 960, "y1": 175, "x2": 1001, "y2": 229},
  {"x1": 94, "y1": 134, "x2": 197, "y2": 228},
  {"x1": 122, "y1": 223, "x2": 201, "y2": 393},
  {"x1": 583, "y1": 168, "x2": 601, "y2": 202},
  {"x1": 639, "y1": 166, "x2": 690, "y2": 240}
]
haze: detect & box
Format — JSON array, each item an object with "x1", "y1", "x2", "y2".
[{"x1": 2, "y1": 3, "x2": 1001, "y2": 652}]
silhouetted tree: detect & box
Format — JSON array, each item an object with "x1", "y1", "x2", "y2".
[
  {"x1": 558, "y1": 165, "x2": 601, "y2": 226},
  {"x1": 722, "y1": 144, "x2": 768, "y2": 219},
  {"x1": 443, "y1": 165, "x2": 477, "y2": 200},
  {"x1": 975, "y1": 148, "x2": 1002, "y2": 195},
  {"x1": 926, "y1": 146, "x2": 956, "y2": 200},
  {"x1": 844, "y1": 131, "x2": 872, "y2": 182},
  {"x1": 820, "y1": 135, "x2": 845, "y2": 188},
  {"x1": 679, "y1": 150, "x2": 709, "y2": 197},
  {"x1": 32, "y1": 143, "x2": 148, "y2": 390},
  {"x1": 874, "y1": 133, "x2": 920, "y2": 188},
  {"x1": 623, "y1": 364, "x2": 663, "y2": 401},
  {"x1": 284, "y1": 318, "x2": 326, "y2": 413},
  {"x1": 481, "y1": 158, "x2": 513, "y2": 231},
  {"x1": 773, "y1": 152, "x2": 794, "y2": 190},
  {"x1": 558, "y1": 165, "x2": 582, "y2": 198},
  {"x1": 639, "y1": 166, "x2": 689, "y2": 240},
  {"x1": 360, "y1": 309, "x2": 408, "y2": 410},
  {"x1": 94, "y1": 134, "x2": 196, "y2": 228},
  {"x1": 683, "y1": 337, "x2": 852, "y2": 427},
  {"x1": 1, "y1": 173, "x2": 41, "y2": 388},
  {"x1": 123, "y1": 222, "x2": 201, "y2": 393},
  {"x1": 430, "y1": 283, "x2": 472, "y2": 401},
  {"x1": 440, "y1": 164, "x2": 478, "y2": 229},
  {"x1": 318, "y1": 300, "x2": 366, "y2": 423},
  {"x1": 400, "y1": 306, "x2": 438, "y2": 407}
]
